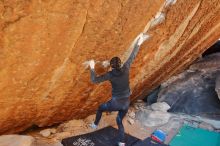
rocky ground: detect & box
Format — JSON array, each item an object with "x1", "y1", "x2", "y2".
[{"x1": 1, "y1": 99, "x2": 219, "y2": 146}]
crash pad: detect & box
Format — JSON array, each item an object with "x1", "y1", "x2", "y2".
[
  {"x1": 61, "y1": 126, "x2": 140, "y2": 146},
  {"x1": 169, "y1": 124, "x2": 220, "y2": 146}
]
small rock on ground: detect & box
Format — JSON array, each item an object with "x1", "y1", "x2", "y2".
[
  {"x1": 151, "y1": 102, "x2": 170, "y2": 112},
  {"x1": 127, "y1": 118, "x2": 135, "y2": 125},
  {"x1": 40, "y1": 129, "x2": 52, "y2": 137}
]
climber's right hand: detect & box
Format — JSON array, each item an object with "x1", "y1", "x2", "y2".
[{"x1": 137, "y1": 33, "x2": 150, "y2": 46}]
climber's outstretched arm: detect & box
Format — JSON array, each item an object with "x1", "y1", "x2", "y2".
[
  {"x1": 90, "y1": 69, "x2": 110, "y2": 83},
  {"x1": 88, "y1": 60, "x2": 110, "y2": 83},
  {"x1": 124, "y1": 33, "x2": 149, "y2": 68},
  {"x1": 124, "y1": 43, "x2": 140, "y2": 68},
  {"x1": 124, "y1": 42, "x2": 141, "y2": 69}
]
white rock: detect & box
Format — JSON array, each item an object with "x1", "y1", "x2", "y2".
[
  {"x1": 0, "y1": 135, "x2": 35, "y2": 146},
  {"x1": 40, "y1": 129, "x2": 51, "y2": 137},
  {"x1": 134, "y1": 105, "x2": 139, "y2": 110},
  {"x1": 137, "y1": 110, "x2": 171, "y2": 127},
  {"x1": 128, "y1": 111, "x2": 135, "y2": 119},
  {"x1": 127, "y1": 118, "x2": 135, "y2": 125},
  {"x1": 151, "y1": 102, "x2": 170, "y2": 112},
  {"x1": 50, "y1": 128, "x2": 57, "y2": 134},
  {"x1": 145, "y1": 111, "x2": 171, "y2": 127}
]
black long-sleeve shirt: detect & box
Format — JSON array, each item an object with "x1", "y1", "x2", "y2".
[{"x1": 90, "y1": 43, "x2": 141, "y2": 99}]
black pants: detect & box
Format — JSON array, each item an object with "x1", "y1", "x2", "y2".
[{"x1": 94, "y1": 98, "x2": 130, "y2": 143}]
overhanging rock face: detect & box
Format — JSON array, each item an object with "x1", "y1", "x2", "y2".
[{"x1": 1, "y1": 0, "x2": 220, "y2": 134}]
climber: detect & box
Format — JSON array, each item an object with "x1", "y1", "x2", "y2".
[{"x1": 88, "y1": 33, "x2": 149, "y2": 146}]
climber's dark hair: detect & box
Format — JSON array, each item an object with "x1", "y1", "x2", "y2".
[{"x1": 110, "y1": 57, "x2": 122, "y2": 70}]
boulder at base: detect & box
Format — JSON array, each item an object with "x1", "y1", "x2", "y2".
[{"x1": 158, "y1": 53, "x2": 220, "y2": 120}]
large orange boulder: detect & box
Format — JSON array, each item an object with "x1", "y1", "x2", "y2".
[{"x1": 1, "y1": 0, "x2": 220, "y2": 134}]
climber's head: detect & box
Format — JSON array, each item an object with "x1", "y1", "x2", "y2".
[{"x1": 110, "y1": 57, "x2": 121, "y2": 70}]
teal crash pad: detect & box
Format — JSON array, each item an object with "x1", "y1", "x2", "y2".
[{"x1": 169, "y1": 124, "x2": 220, "y2": 146}]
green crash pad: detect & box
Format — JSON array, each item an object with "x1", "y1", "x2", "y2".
[{"x1": 169, "y1": 125, "x2": 220, "y2": 146}]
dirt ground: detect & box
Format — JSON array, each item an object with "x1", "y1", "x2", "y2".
[{"x1": 25, "y1": 100, "x2": 219, "y2": 146}]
